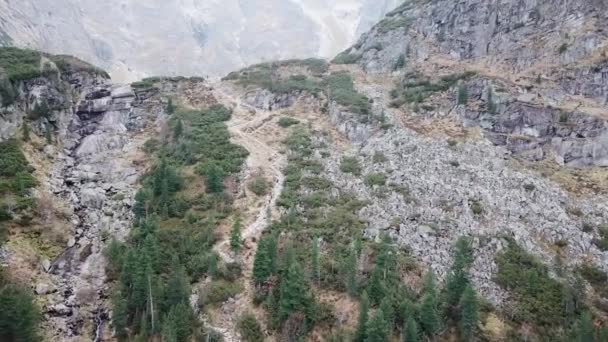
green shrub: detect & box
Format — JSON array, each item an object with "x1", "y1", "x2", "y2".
[
  {"x1": 372, "y1": 152, "x2": 387, "y2": 164},
  {"x1": 365, "y1": 173, "x2": 387, "y2": 187},
  {"x1": 578, "y1": 265, "x2": 607, "y2": 287},
  {"x1": 340, "y1": 157, "x2": 362, "y2": 175},
  {"x1": 457, "y1": 84, "x2": 468, "y2": 105},
  {"x1": 592, "y1": 225, "x2": 608, "y2": 251},
  {"x1": 0, "y1": 47, "x2": 44, "y2": 81},
  {"x1": 248, "y1": 176, "x2": 270, "y2": 196},
  {"x1": 558, "y1": 43, "x2": 568, "y2": 54},
  {"x1": 523, "y1": 184, "x2": 536, "y2": 192},
  {"x1": 278, "y1": 117, "x2": 300, "y2": 128},
  {"x1": 470, "y1": 200, "x2": 483, "y2": 215},
  {"x1": 238, "y1": 313, "x2": 264, "y2": 342},
  {"x1": 326, "y1": 72, "x2": 371, "y2": 115}
]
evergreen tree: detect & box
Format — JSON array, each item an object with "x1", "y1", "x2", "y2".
[
  {"x1": 267, "y1": 233, "x2": 278, "y2": 273},
  {"x1": 230, "y1": 216, "x2": 242, "y2": 254},
  {"x1": 443, "y1": 237, "x2": 474, "y2": 310},
  {"x1": 419, "y1": 271, "x2": 440, "y2": 336},
  {"x1": 133, "y1": 189, "x2": 152, "y2": 222},
  {"x1": 112, "y1": 288, "x2": 129, "y2": 341},
  {"x1": 0, "y1": 282, "x2": 40, "y2": 342},
  {"x1": 402, "y1": 316, "x2": 419, "y2": 342},
  {"x1": 205, "y1": 163, "x2": 224, "y2": 193},
  {"x1": 278, "y1": 261, "x2": 310, "y2": 322},
  {"x1": 173, "y1": 119, "x2": 183, "y2": 139},
  {"x1": 457, "y1": 84, "x2": 468, "y2": 105},
  {"x1": 252, "y1": 236, "x2": 272, "y2": 285},
  {"x1": 166, "y1": 98, "x2": 176, "y2": 115},
  {"x1": 22, "y1": 121, "x2": 30, "y2": 142},
  {"x1": 599, "y1": 327, "x2": 608, "y2": 342},
  {"x1": 346, "y1": 248, "x2": 358, "y2": 296},
  {"x1": 44, "y1": 122, "x2": 52, "y2": 144},
  {"x1": 365, "y1": 308, "x2": 389, "y2": 342},
  {"x1": 354, "y1": 291, "x2": 370, "y2": 342},
  {"x1": 238, "y1": 313, "x2": 264, "y2": 342},
  {"x1": 459, "y1": 285, "x2": 479, "y2": 342},
  {"x1": 380, "y1": 298, "x2": 395, "y2": 330},
  {"x1": 575, "y1": 312, "x2": 594, "y2": 342},
  {"x1": 487, "y1": 88, "x2": 497, "y2": 114},
  {"x1": 311, "y1": 237, "x2": 320, "y2": 285},
  {"x1": 165, "y1": 255, "x2": 190, "y2": 308},
  {"x1": 368, "y1": 268, "x2": 385, "y2": 306}
]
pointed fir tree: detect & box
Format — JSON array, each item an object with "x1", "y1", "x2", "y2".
[
  {"x1": 457, "y1": 84, "x2": 468, "y2": 105},
  {"x1": 365, "y1": 308, "x2": 389, "y2": 342},
  {"x1": 575, "y1": 312, "x2": 594, "y2": 342},
  {"x1": 111, "y1": 287, "x2": 129, "y2": 341},
  {"x1": 311, "y1": 237, "x2": 320, "y2": 285},
  {"x1": 165, "y1": 255, "x2": 190, "y2": 308},
  {"x1": 252, "y1": 236, "x2": 272, "y2": 285},
  {"x1": 205, "y1": 163, "x2": 224, "y2": 193},
  {"x1": 379, "y1": 298, "x2": 395, "y2": 333},
  {"x1": 166, "y1": 97, "x2": 176, "y2": 115},
  {"x1": 44, "y1": 122, "x2": 52, "y2": 145},
  {"x1": 278, "y1": 261, "x2": 310, "y2": 323},
  {"x1": 368, "y1": 268, "x2": 385, "y2": 306},
  {"x1": 459, "y1": 285, "x2": 479, "y2": 342},
  {"x1": 346, "y1": 248, "x2": 358, "y2": 296},
  {"x1": 230, "y1": 216, "x2": 242, "y2": 254},
  {"x1": 173, "y1": 119, "x2": 183, "y2": 139},
  {"x1": 402, "y1": 315, "x2": 419, "y2": 342},
  {"x1": 443, "y1": 237, "x2": 474, "y2": 310},
  {"x1": 22, "y1": 121, "x2": 30, "y2": 142},
  {"x1": 354, "y1": 291, "x2": 370, "y2": 342},
  {"x1": 419, "y1": 271, "x2": 440, "y2": 337}
]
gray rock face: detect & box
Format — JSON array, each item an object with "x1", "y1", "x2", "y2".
[
  {"x1": 350, "y1": 0, "x2": 607, "y2": 74},
  {"x1": 0, "y1": 0, "x2": 400, "y2": 82}
]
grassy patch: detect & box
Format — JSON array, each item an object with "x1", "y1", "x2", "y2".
[
  {"x1": 222, "y1": 59, "x2": 328, "y2": 95},
  {"x1": 375, "y1": 16, "x2": 412, "y2": 33},
  {"x1": 199, "y1": 280, "x2": 243, "y2": 306},
  {"x1": 332, "y1": 51, "x2": 362, "y2": 65},
  {"x1": 326, "y1": 72, "x2": 371, "y2": 115}
]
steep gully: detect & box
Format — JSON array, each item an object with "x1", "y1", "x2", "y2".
[{"x1": 43, "y1": 83, "x2": 152, "y2": 341}]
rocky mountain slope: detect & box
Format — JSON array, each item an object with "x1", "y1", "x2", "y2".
[{"x1": 0, "y1": 0, "x2": 399, "y2": 82}]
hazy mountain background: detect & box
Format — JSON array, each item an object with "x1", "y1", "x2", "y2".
[{"x1": 0, "y1": 0, "x2": 399, "y2": 82}]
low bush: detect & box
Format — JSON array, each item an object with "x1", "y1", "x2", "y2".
[
  {"x1": 278, "y1": 117, "x2": 300, "y2": 128},
  {"x1": 238, "y1": 313, "x2": 264, "y2": 342},
  {"x1": 365, "y1": 173, "x2": 387, "y2": 187},
  {"x1": 248, "y1": 176, "x2": 270, "y2": 196},
  {"x1": 340, "y1": 157, "x2": 362, "y2": 175}
]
